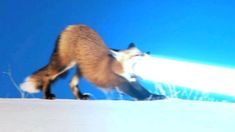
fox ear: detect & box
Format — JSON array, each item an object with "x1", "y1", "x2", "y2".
[
  {"x1": 109, "y1": 49, "x2": 123, "y2": 60},
  {"x1": 128, "y1": 43, "x2": 136, "y2": 49}
]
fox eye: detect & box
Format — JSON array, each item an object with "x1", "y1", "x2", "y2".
[
  {"x1": 131, "y1": 53, "x2": 144, "y2": 58},
  {"x1": 128, "y1": 43, "x2": 136, "y2": 49},
  {"x1": 110, "y1": 48, "x2": 120, "y2": 52}
]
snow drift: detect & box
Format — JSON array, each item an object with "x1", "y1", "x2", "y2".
[{"x1": 0, "y1": 99, "x2": 234, "y2": 132}]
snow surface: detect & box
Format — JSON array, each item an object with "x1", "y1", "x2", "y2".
[{"x1": 0, "y1": 99, "x2": 234, "y2": 132}]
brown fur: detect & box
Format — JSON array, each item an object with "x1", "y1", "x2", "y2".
[
  {"x1": 58, "y1": 25, "x2": 126, "y2": 87},
  {"x1": 21, "y1": 25, "x2": 127, "y2": 99}
]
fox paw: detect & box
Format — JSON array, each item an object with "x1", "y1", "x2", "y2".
[
  {"x1": 147, "y1": 94, "x2": 166, "y2": 100},
  {"x1": 44, "y1": 93, "x2": 56, "y2": 100},
  {"x1": 79, "y1": 93, "x2": 90, "y2": 100}
]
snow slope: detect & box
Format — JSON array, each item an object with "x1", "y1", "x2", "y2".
[{"x1": 0, "y1": 99, "x2": 234, "y2": 132}]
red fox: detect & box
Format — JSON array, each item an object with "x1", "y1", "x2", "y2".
[{"x1": 20, "y1": 24, "x2": 165, "y2": 100}]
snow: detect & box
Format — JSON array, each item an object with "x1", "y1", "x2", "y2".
[{"x1": 0, "y1": 99, "x2": 234, "y2": 132}]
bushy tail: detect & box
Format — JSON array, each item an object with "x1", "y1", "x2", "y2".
[
  {"x1": 20, "y1": 65, "x2": 51, "y2": 93},
  {"x1": 20, "y1": 75, "x2": 41, "y2": 93},
  {"x1": 20, "y1": 61, "x2": 75, "y2": 94}
]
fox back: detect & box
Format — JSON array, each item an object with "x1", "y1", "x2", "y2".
[{"x1": 56, "y1": 25, "x2": 125, "y2": 87}]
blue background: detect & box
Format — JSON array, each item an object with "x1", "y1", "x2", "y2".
[{"x1": 1, "y1": 0, "x2": 235, "y2": 101}]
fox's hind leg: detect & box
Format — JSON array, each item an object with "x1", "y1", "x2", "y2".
[
  {"x1": 42, "y1": 78, "x2": 55, "y2": 99},
  {"x1": 45, "y1": 60, "x2": 77, "y2": 99},
  {"x1": 69, "y1": 70, "x2": 90, "y2": 100},
  {"x1": 40, "y1": 62, "x2": 74, "y2": 99}
]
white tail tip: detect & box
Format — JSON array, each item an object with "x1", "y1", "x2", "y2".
[{"x1": 20, "y1": 76, "x2": 40, "y2": 93}]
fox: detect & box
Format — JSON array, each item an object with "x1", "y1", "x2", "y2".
[{"x1": 20, "y1": 24, "x2": 166, "y2": 100}]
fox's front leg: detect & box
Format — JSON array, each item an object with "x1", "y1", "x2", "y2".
[
  {"x1": 118, "y1": 80, "x2": 166, "y2": 100},
  {"x1": 129, "y1": 82, "x2": 166, "y2": 100}
]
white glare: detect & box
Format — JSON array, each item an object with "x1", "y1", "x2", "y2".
[{"x1": 134, "y1": 56, "x2": 235, "y2": 97}]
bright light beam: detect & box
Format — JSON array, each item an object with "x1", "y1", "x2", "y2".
[{"x1": 134, "y1": 56, "x2": 235, "y2": 97}]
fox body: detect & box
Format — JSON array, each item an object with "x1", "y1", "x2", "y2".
[{"x1": 20, "y1": 25, "x2": 165, "y2": 100}]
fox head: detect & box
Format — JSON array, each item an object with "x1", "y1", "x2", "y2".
[{"x1": 110, "y1": 43, "x2": 149, "y2": 82}]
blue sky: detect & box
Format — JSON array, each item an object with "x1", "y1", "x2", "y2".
[{"x1": 1, "y1": 0, "x2": 235, "y2": 100}]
